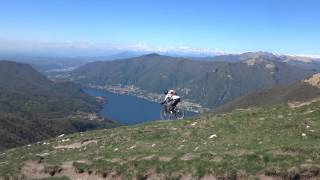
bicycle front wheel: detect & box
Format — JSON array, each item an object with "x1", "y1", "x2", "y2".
[{"x1": 160, "y1": 109, "x2": 171, "y2": 120}]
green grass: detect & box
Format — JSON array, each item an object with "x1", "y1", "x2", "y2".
[{"x1": 1, "y1": 101, "x2": 320, "y2": 179}]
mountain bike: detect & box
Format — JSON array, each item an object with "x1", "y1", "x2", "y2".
[{"x1": 160, "y1": 104, "x2": 185, "y2": 120}]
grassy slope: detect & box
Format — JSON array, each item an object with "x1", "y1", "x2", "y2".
[
  {"x1": 1, "y1": 101, "x2": 320, "y2": 179},
  {"x1": 213, "y1": 81, "x2": 320, "y2": 114}
]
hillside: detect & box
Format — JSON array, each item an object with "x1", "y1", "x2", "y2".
[
  {"x1": 69, "y1": 52, "x2": 317, "y2": 109},
  {"x1": 1, "y1": 97, "x2": 320, "y2": 179},
  {"x1": 0, "y1": 60, "x2": 118, "y2": 150},
  {"x1": 213, "y1": 73, "x2": 320, "y2": 114}
]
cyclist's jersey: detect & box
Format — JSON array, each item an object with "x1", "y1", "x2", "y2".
[
  {"x1": 171, "y1": 95, "x2": 180, "y2": 100},
  {"x1": 164, "y1": 94, "x2": 180, "y2": 101}
]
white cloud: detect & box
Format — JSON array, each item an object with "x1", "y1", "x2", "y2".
[
  {"x1": 128, "y1": 43, "x2": 231, "y2": 56},
  {"x1": 1, "y1": 39, "x2": 319, "y2": 58},
  {"x1": 293, "y1": 54, "x2": 320, "y2": 59}
]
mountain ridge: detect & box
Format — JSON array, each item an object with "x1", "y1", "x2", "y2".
[{"x1": 69, "y1": 53, "x2": 318, "y2": 108}]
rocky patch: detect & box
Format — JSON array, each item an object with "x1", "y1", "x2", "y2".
[{"x1": 54, "y1": 139, "x2": 98, "y2": 149}]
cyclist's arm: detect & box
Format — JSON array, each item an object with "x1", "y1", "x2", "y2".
[{"x1": 160, "y1": 94, "x2": 172, "y2": 104}]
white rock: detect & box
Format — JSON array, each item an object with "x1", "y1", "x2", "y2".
[
  {"x1": 177, "y1": 145, "x2": 184, "y2": 150},
  {"x1": 265, "y1": 63, "x2": 275, "y2": 70},
  {"x1": 152, "y1": 144, "x2": 156, "y2": 147},
  {"x1": 302, "y1": 133, "x2": 307, "y2": 137},
  {"x1": 306, "y1": 125, "x2": 311, "y2": 129},
  {"x1": 37, "y1": 152, "x2": 50, "y2": 157},
  {"x1": 62, "y1": 138, "x2": 70, "y2": 143},
  {"x1": 194, "y1": 147, "x2": 199, "y2": 151},
  {"x1": 58, "y1": 134, "x2": 65, "y2": 138},
  {"x1": 209, "y1": 134, "x2": 217, "y2": 139},
  {"x1": 129, "y1": 145, "x2": 136, "y2": 149},
  {"x1": 191, "y1": 122, "x2": 198, "y2": 126},
  {"x1": 114, "y1": 148, "x2": 119, "y2": 152}
]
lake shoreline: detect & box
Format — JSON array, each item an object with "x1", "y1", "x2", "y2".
[
  {"x1": 83, "y1": 87, "x2": 197, "y2": 125},
  {"x1": 85, "y1": 84, "x2": 208, "y2": 113}
]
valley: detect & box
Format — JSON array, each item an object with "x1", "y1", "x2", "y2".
[
  {"x1": 68, "y1": 52, "x2": 319, "y2": 109},
  {"x1": 86, "y1": 84, "x2": 206, "y2": 113},
  {"x1": 1, "y1": 52, "x2": 320, "y2": 179},
  {"x1": 1, "y1": 1, "x2": 320, "y2": 179}
]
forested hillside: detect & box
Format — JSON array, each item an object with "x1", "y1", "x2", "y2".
[
  {"x1": 0, "y1": 60, "x2": 118, "y2": 150},
  {"x1": 70, "y1": 52, "x2": 318, "y2": 108}
]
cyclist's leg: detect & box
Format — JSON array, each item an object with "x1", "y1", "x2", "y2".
[
  {"x1": 167, "y1": 101, "x2": 173, "y2": 112},
  {"x1": 164, "y1": 103, "x2": 168, "y2": 112},
  {"x1": 172, "y1": 98, "x2": 180, "y2": 111}
]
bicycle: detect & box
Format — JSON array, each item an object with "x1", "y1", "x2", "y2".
[{"x1": 160, "y1": 104, "x2": 185, "y2": 120}]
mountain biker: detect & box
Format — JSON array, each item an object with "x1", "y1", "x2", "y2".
[{"x1": 160, "y1": 89, "x2": 181, "y2": 113}]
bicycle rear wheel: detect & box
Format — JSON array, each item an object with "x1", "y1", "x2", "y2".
[{"x1": 175, "y1": 107, "x2": 185, "y2": 120}]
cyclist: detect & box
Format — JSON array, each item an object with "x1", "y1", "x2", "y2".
[{"x1": 160, "y1": 90, "x2": 181, "y2": 113}]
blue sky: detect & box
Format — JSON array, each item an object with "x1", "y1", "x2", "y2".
[{"x1": 0, "y1": 0, "x2": 319, "y2": 56}]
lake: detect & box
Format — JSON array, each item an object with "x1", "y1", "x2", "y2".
[{"x1": 83, "y1": 88, "x2": 196, "y2": 125}]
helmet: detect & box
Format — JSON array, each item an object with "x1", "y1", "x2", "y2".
[{"x1": 168, "y1": 90, "x2": 176, "y2": 95}]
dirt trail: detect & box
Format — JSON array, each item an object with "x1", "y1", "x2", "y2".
[
  {"x1": 288, "y1": 98, "x2": 320, "y2": 108},
  {"x1": 20, "y1": 160, "x2": 120, "y2": 180}
]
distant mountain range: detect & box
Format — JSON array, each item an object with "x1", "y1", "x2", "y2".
[
  {"x1": 0, "y1": 60, "x2": 118, "y2": 150},
  {"x1": 2, "y1": 51, "x2": 319, "y2": 74},
  {"x1": 0, "y1": 52, "x2": 140, "y2": 73},
  {"x1": 69, "y1": 52, "x2": 319, "y2": 108}
]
